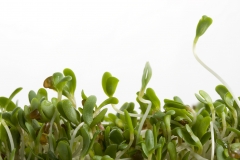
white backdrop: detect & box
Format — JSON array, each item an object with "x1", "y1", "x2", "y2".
[{"x1": 1, "y1": 1, "x2": 240, "y2": 113}]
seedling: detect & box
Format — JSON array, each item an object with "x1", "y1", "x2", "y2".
[{"x1": 1, "y1": 15, "x2": 240, "y2": 160}]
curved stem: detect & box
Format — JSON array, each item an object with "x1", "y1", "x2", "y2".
[
  {"x1": 210, "y1": 122, "x2": 214, "y2": 160},
  {"x1": 136, "y1": 97, "x2": 152, "y2": 145},
  {"x1": 193, "y1": 44, "x2": 240, "y2": 109},
  {"x1": 1, "y1": 120, "x2": 14, "y2": 151},
  {"x1": 70, "y1": 122, "x2": 84, "y2": 149},
  {"x1": 116, "y1": 134, "x2": 134, "y2": 159}
]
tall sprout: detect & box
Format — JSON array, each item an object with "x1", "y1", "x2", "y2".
[{"x1": 193, "y1": 15, "x2": 240, "y2": 160}]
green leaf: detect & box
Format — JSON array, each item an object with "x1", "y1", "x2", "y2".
[
  {"x1": 25, "y1": 122, "x2": 36, "y2": 140},
  {"x1": 17, "y1": 109, "x2": 28, "y2": 133},
  {"x1": 182, "y1": 151, "x2": 190, "y2": 160},
  {"x1": 81, "y1": 90, "x2": 88, "y2": 100},
  {"x1": 102, "y1": 155, "x2": 114, "y2": 160},
  {"x1": 41, "y1": 100, "x2": 55, "y2": 120},
  {"x1": 216, "y1": 85, "x2": 229, "y2": 100},
  {"x1": 0, "y1": 124, "x2": 7, "y2": 142},
  {"x1": 90, "y1": 108, "x2": 108, "y2": 128},
  {"x1": 80, "y1": 125, "x2": 91, "y2": 158},
  {"x1": 174, "y1": 127, "x2": 195, "y2": 146},
  {"x1": 173, "y1": 96, "x2": 184, "y2": 104},
  {"x1": 63, "y1": 68, "x2": 76, "y2": 95},
  {"x1": 109, "y1": 129, "x2": 124, "y2": 145},
  {"x1": 94, "y1": 143, "x2": 103, "y2": 156},
  {"x1": 141, "y1": 62, "x2": 152, "y2": 92},
  {"x1": 167, "y1": 141, "x2": 177, "y2": 160},
  {"x1": 83, "y1": 95, "x2": 97, "y2": 126},
  {"x1": 56, "y1": 76, "x2": 72, "y2": 92},
  {"x1": 200, "y1": 132, "x2": 211, "y2": 145},
  {"x1": 105, "y1": 126, "x2": 111, "y2": 146},
  {"x1": 195, "y1": 93, "x2": 207, "y2": 104},
  {"x1": 57, "y1": 99, "x2": 79, "y2": 124},
  {"x1": 11, "y1": 107, "x2": 21, "y2": 126},
  {"x1": 196, "y1": 116, "x2": 211, "y2": 139},
  {"x1": 98, "y1": 97, "x2": 119, "y2": 109},
  {"x1": 0, "y1": 97, "x2": 16, "y2": 111},
  {"x1": 28, "y1": 90, "x2": 37, "y2": 104},
  {"x1": 146, "y1": 88, "x2": 160, "y2": 112},
  {"x1": 141, "y1": 143, "x2": 149, "y2": 157},
  {"x1": 145, "y1": 130, "x2": 154, "y2": 152},
  {"x1": 102, "y1": 72, "x2": 112, "y2": 96},
  {"x1": 216, "y1": 144, "x2": 226, "y2": 160},
  {"x1": 164, "y1": 99, "x2": 187, "y2": 109},
  {"x1": 199, "y1": 90, "x2": 212, "y2": 104},
  {"x1": 226, "y1": 127, "x2": 240, "y2": 137},
  {"x1": 56, "y1": 140, "x2": 72, "y2": 160},
  {"x1": 215, "y1": 104, "x2": 226, "y2": 116},
  {"x1": 52, "y1": 72, "x2": 72, "y2": 92},
  {"x1": 195, "y1": 15, "x2": 212, "y2": 40},
  {"x1": 156, "y1": 137, "x2": 165, "y2": 160},
  {"x1": 224, "y1": 92, "x2": 234, "y2": 108},
  {"x1": 9, "y1": 87, "x2": 22, "y2": 101},
  {"x1": 124, "y1": 110, "x2": 134, "y2": 134},
  {"x1": 106, "y1": 77, "x2": 119, "y2": 97},
  {"x1": 104, "y1": 144, "x2": 117, "y2": 158},
  {"x1": 9, "y1": 148, "x2": 16, "y2": 160},
  {"x1": 63, "y1": 100, "x2": 79, "y2": 124},
  {"x1": 186, "y1": 124, "x2": 203, "y2": 152},
  {"x1": 37, "y1": 88, "x2": 48, "y2": 101}
]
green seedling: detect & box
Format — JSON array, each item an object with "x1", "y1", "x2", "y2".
[{"x1": 0, "y1": 15, "x2": 239, "y2": 160}]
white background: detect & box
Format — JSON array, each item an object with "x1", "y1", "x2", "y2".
[{"x1": 1, "y1": 1, "x2": 240, "y2": 113}]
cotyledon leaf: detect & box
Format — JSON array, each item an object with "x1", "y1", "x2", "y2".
[
  {"x1": 90, "y1": 108, "x2": 108, "y2": 128},
  {"x1": 63, "y1": 68, "x2": 76, "y2": 95},
  {"x1": 106, "y1": 77, "x2": 119, "y2": 97},
  {"x1": 83, "y1": 95, "x2": 97, "y2": 126},
  {"x1": 102, "y1": 72, "x2": 112, "y2": 96}
]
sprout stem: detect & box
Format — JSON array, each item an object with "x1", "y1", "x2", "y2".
[
  {"x1": 136, "y1": 96, "x2": 152, "y2": 145},
  {"x1": 116, "y1": 133, "x2": 134, "y2": 159},
  {"x1": 210, "y1": 122, "x2": 214, "y2": 160},
  {"x1": 193, "y1": 43, "x2": 240, "y2": 110},
  {"x1": 0, "y1": 120, "x2": 15, "y2": 152},
  {"x1": 221, "y1": 112, "x2": 226, "y2": 138},
  {"x1": 70, "y1": 122, "x2": 84, "y2": 149}
]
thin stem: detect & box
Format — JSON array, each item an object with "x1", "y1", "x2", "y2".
[
  {"x1": 49, "y1": 110, "x2": 57, "y2": 152},
  {"x1": 0, "y1": 120, "x2": 14, "y2": 151},
  {"x1": 116, "y1": 134, "x2": 134, "y2": 159},
  {"x1": 210, "y1": 122, "x2": 214, "y2": 160},
  {"x1": 221, "y1": 112, "x2": 226, "y2": 138},
  {"x1": 70, "y1": 122, "x2": 84, "y2": 149},
  {"x1": 193, "y1": 43, "x2": 240, "y2": 109},
  {"x1": 136, "y1": 96, "x2": 152, "y2": 145}
]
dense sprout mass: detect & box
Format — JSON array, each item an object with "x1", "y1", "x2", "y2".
[{"x1": 1, "y1": 15, "x2": 240, "y2": 160}]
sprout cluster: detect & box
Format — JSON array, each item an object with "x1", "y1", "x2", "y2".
[{"x1": 1, "y1": 15, "x2": 240, "y2": 160}]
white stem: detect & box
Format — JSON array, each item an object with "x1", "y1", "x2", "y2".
[
  {"x1": 136, "y1": 97, "x2": 152, "y2": 145},
  {"x1": 1, "y1": 120, "x2": 14, "y2": 151},
  {"x1": 221, "y1": 112, "x2": 226, "y2": 138},
  {"x1": 70, "y1": 122, "x2": 84, "y2": 149},
  {"x1": 193, "y1": 44, "x2": 240, "y2": 109},
  {"x1": 116, "y1": 134, "x2": 134, "y2": 159},
  {"x1": 210, "y1": 122, "x2": 214, "y2": 160}
]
